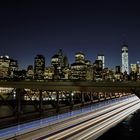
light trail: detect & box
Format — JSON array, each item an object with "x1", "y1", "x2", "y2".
[
  {"x1": 44, "y1": 99, "x2": 140, "y2": 140},
  {"x1": 68, "y1": 103, "x2": 140, "y2": 140},
  {"x1": 0, "y1": 95, "x2": 139, "y2": 140}
]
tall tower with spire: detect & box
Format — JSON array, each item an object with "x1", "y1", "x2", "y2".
[{"x1": 121, "y1": 44, "x2": 129, "y2": 74}]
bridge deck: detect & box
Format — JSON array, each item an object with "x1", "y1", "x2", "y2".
[
  {"x1": 0, "y1": 95, "x2": 136, "y2": 140},
  {"x1": 1, "y1": 95, "x2": 139, "y2": 140},
  {"x1": 0, "y1": 81, "x2": 140, "y2": 92}
]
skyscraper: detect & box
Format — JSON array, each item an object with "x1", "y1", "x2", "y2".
[
  {"x1": 34, "y1": 54, "x2": 45, "y2": 80},
  {"x1": 26, "y1": 65, "x2": 34, "y2": 79},
  {"x1": 75, "y1": 52, "x2": 85, "y2": 63},
  {"x1": 70, "y1": 52, "x2": 86, "y2": 80},
  {"x1": 97, "y1": 54, "x2": 105, "y2": 69},
  {"x1": 51, "y1": 49, "x2": 69, "y2": 79},
  {"x1": 0, "y1": 55, "x2": 18, "y2": 78},
  {"x1": 121, "y1": 44, "x2": 129, "y2": 74},
  {"x1": 51, "y1": 49, "x2": 69, "y2": 68}
]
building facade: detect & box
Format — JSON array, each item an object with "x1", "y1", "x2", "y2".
[
  {"x1": 0, "y1": 55, "x2": 18, "y2": 78},
  {"x1": 121, "y1": 44, "x2": 129, "y2": 74},
  {"x1": 70, "y1": 52, "x2": 88, "y2": 80},
  {"x1": 51, "y1": 49, "x2": 69, "y2": 79},
  {"x1": 97, "y1": 54, "x2": 105, "y2": 69},
  {"x1": 26, "y1": 65, "x2": 34, "y2": 79},
  {"x1": 44, "y1": 66, "x2": 54, "y2": 79},
  {"x1": 34, "y1": 54, "x2": 45, "y2": 80}
]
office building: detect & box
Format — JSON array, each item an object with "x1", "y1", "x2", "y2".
[
  {"x1": 34, "y1": 54, "x2": 45, "y2": 80},
  {"x1": 0, "y1": 55, "x2": 18, "y2": 78},
  {"x1": 97, "y1": 54, "x2": 105, "y2": 69},
  {"x1": 70, "y1": 52, "x2": 86, "y2": 80},
  {"x1": 26, "y1": 65, "x2": 34, "y2": 79},
  {"x1": 121, "y1": 44, "x2": 129, "y2": 74},
  {"x1": 75, "y1": 52, "x2": 85, "y2": 63},
  {"x1": 51, "y1": 49, "x2": 69, "y2": 79}
]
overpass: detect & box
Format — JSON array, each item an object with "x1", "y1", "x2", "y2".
[
  {"x1": 0, "y1": 81, "x2": 140, "y2": 139},
  {"x1": 0, "y1": 95, "x2": 140, "y2": 140}
]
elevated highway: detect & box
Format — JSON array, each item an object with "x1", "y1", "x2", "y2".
[
  {"x1": 0, "y1": 81, "x2": 140, "y2": 130},
  {"x1": 1, "y1": 95, "x2": 140, "y2": 140}
]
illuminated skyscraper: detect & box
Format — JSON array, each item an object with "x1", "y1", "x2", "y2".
[
  {"x1": 26, "y1": 65, "x2": 34, "y2": 79},
  {"x1": 97, "y1": 54, "x2": 105, "y2": 69},
  {"x1": 70, "y1": 52, "x2": 86, "y2": 80},
  {"x1": 75, "y1": 52, "x2": 85, "y2": 63},
  {"x1": 121, "y1": 44, "x2": 129, "y2": 74},
  {"x1": 0, "y1": 55, "x2": 18, "y2": 78},
  {"x1": 51, "y1": 49, "x2": 69, "y2": 79},
  {"x1": 34, "y1": 54, "x2": 45, "y2": 80}
]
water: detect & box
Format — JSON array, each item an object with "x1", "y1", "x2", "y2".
[{"x1": 97, "y1": 109, "x2": 140, "y2": 140}]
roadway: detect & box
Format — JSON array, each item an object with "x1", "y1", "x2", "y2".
[
  {"x1": 43, "y1": 95, "x2": 140, "y2": 140},
  {"x1": 1, "y1": 94, "x2": 140, "y2": 140}
]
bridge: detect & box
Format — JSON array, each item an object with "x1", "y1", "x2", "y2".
[
  {"x1": 0, "y1": 81, "x2": 140, "y2": 92},
  {"x1": 0, "y1": 81, "x2": 140, "y2": 139}
]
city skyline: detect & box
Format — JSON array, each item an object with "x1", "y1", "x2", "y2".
[
  {"x1": 1, "y1": 1, "x2": 140, "y2": 69},
  {"x1": 0, "y1": 44, "x2": 138, "y2": 71}
]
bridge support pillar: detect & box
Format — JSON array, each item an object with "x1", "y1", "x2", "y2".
[
  {"x1": 109, "y1": 92, "x2": 112, "y2": 98},
  {"x1": 56, "y1": 91, "x2": 59, "y2": 113},
  {"x1": 39, "y1": 90, "x2": 43, "y2": 118},
  {"x1": 104, "y1": 92, "x2": 107, "y2": 99},
  {"x1": 98, "y1": 92, "x2": 100, "y2": 100},
  {"x1": 70, "y1": 92, "x2": 74, "y2": 110},
  {"x1": 90, "y1": 92, "x2": 93, "y2": 103},
  {"x1": 81, "y1": 92, "x2": 85, "y2": 106},
  {"x1": 16, "y1": 89, "x2": 22, "y2": 124}
]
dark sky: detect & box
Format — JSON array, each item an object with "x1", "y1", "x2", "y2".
[{"x1": 0, "y1": 0, "x2": 140, "y2": 69}]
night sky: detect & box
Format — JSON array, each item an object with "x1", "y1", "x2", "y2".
[{"x1": 0, "y1": 0, "x2": 140, "y2": 69}]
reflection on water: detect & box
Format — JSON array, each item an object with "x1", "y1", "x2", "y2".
[{"x1": 98, "y1": 109, "x2": 140, "y2": 140}]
